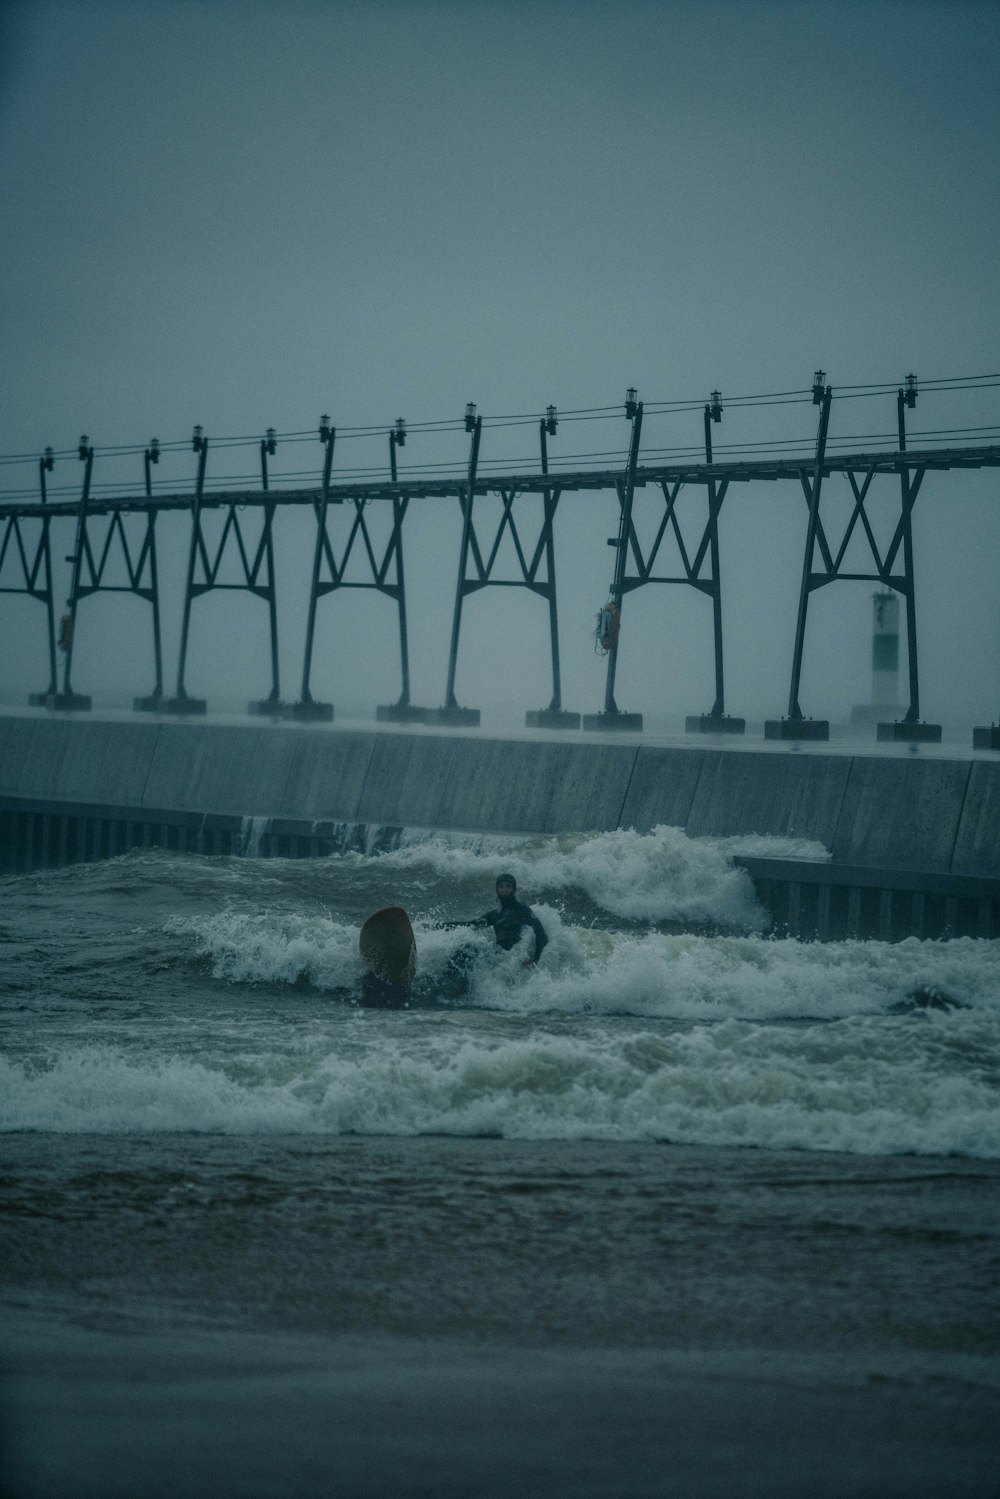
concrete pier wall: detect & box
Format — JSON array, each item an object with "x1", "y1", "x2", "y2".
[{"x1": 2, "y1": 714, "x2": 999, "y2": 940}]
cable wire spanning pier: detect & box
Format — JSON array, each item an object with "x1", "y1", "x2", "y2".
[{"x1": 2, "y1": 373, "x2": 1000, "y2": 745}]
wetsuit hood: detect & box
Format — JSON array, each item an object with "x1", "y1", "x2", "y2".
[{"x1": 496, "y1": 872, "x2": 517, "y2": 907}]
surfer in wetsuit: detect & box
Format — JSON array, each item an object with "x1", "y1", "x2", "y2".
[{"x1": 449, "y1": 873, "x2": 548, "y2": 970}]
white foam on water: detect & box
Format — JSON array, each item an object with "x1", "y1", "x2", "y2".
[
  {"x1": 7, "y1": 825, "x2": 996, "y2": 1161},
  {"x1": 0, "y1": 1048, "x2": 306, "y2": 1134},
  {"x1": 240, "y1": 816, "x2": 271, "y2": 858},
  {"x1": 473, "y1": 927, "x2": 1000, "y2": 1022},
  {"x1": 709, "y1": 832, "x2": 830, "y2": 862},
  {"x1": 3, "y1": 1011, "x2": 999, "y2": 1158},
  {"x1": 386, "y1": 824, "x2": 773, "y2": 928},
  {"x1": 171, "y1": 898, "x2": 1000, "y2": 1025},
  {"x1": 167, "y1": 910, "x2": 361, "y2": 990}
]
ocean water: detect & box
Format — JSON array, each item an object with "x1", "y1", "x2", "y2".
[{"x1": 2, "y1": 825, "x2": 1000, "y2": 1497}]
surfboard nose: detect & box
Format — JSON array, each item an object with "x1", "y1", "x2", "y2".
[{"x1": 359, "y1": 906, "x2": 417, "y2": 985}]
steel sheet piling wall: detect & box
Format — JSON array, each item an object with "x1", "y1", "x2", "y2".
[{"x1": 2, "y1": 714, "x2": 999, "y2": 941}]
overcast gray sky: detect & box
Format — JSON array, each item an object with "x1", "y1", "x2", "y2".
[{"x1": 2, "y1": 0, "x2": 999, "y2": 727}]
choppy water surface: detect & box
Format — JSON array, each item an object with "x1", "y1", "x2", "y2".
[
  {"x1": 3, "y1": 826, "x2": 999, "y2": 1156},
  {"x1": 4, "y1": 826, "x2": 1000, "y2": 1496}
]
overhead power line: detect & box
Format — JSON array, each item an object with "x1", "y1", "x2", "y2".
[{"x1": 1, "y1": 370, "x2": 997, "y2": 491}]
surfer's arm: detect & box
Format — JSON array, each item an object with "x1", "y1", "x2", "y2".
[{"x1": 528, "y1": 910, "x2": 548, "y2": 961}]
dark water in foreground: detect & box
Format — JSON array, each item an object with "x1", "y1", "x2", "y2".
[{"x1": 2, "y1": 830, "x2": 1000, "y2": 1496}]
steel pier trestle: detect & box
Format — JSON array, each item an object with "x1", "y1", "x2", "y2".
[{"x1": 2, "y1": 407, "x2": 999, "y2": 738}]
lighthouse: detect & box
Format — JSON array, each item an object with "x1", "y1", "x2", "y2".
[
  {"x1": 850, "y1": 590, "x2": 900, "y2": 729},
  {"x1": 871, "y1": 590, "x2": 900, "y2": 709}
]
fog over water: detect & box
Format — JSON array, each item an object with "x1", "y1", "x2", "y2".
[{"x1": 1, "y1": 1, "x2": 999, "y2": 726}]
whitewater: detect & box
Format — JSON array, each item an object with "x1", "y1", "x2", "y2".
[
  {"x1": 3, "y1": 824, "x2": 999, "y2": 1156},
  {"x1": 4, "y1": 823, "x2": 1000, "y2": 1498}
]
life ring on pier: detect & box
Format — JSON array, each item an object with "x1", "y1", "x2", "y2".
[
  {"x1": 594, "y1": 601, "x2": 620, "y2": 654},
  {"x1": 58, "y1": 613, "x2": 73, "y2": 651}
]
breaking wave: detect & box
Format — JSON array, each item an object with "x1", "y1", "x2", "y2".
[
  {"x1": 381, "y1": 824, "x2": 778, "y2": 928},
  {"x1": 3, "y1": 1010, "x2": 999, "y2": 1157},
  {"x1": 4, "y1": 825, "x2": 999, "y2": 1160}
]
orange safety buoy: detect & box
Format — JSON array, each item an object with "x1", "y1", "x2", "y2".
[{"x1": 593, "y1": 601, "x2": 620, "y2": 654}]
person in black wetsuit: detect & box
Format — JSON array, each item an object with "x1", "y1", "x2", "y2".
[{"x1": 449, "y1": 873, "x2": 548, "y2": 970}]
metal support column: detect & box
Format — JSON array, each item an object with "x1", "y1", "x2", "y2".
[
  {"x1": 878, "y1": 380, "x2": 940, "y2": 741},
  {"x1": 50, "y1": 440, "x2": 94, "y2": 709},
  {"x1": 39, "y1": 453, "x2": 57, "y2": 695},
  {"x1": 583, "y1": 400, "x2": 644, "y2": 730},
  {"x1": 133, "y1": 440, "x2": 165, "y2": 710},
  {"x1": 26, "y1": 450, "x2": 58, "y2": 702},
  {"x1": 765, "y1": 382, "x2": 832, "y2": 740},
  {"x1": 705, "y1": 406, "x2": 725, "y2": 716},
  {"x1": 898, "y1": 390, "x2": 920, "y2": 722},
  {"x1": 437, "y1": 414, "x2": 483, "y2": 725},
  {"x1": 540, "y1": 417, "x2": 561, "y2": 711},
  {"x1": 392, "y1": 491, "x2": 411, "y2": 705},
  {"x1": 247, "y1": 431, "x2": 283, "y2": 715},
  {"x1": 294, "y1": 421, "x2": 337, "y2": 720},
  {"x1": 526, "y1": 408, "x2": 580, "y2": 728},
  {"x1": 389, "y1": 428, "x2": 409, "y2": 705},
  {"x1": 686, "y1": 394, "x2": 744, "y2": 734},
  {"x1": 377, "y1": 420, "x2": 430, "y2": 723},
  {"x1": 165, "y1": 433, "x2": 209, "y2": 714}
]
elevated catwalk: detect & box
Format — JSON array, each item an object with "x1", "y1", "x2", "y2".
[{"x1": 5, "y1": 415, "x2": 1000, "y2": 744}]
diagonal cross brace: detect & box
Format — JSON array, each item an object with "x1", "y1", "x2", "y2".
[
  {"x1": 458, "y1": 487, "x2": 556, "y2": 600},
  {"x1": 0, "y1": 515, "x2": 50, "y2": 596},
  {"x1": 311, "y1": 497, "x2": 407, "y2": 601},
  {"x1": 73, "y1": 509, "x2": 158, "y2": 600}
]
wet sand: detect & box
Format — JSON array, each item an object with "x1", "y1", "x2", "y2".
[
  {"x1": 3, "y1": 1137, "x2": 1000, "y2": 1498},
  {"x1": 3, "y1": 1301, "x2": 998, "y2": 1499}
]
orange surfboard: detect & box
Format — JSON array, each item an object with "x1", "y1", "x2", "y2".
[{"x1": 359, "y1": 906, "x2": 417, "y2": 986}]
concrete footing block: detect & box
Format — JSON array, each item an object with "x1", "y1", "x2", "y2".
[
  {"x1": 685, "y1": 714, "x2": 746, "y2": 735},
  {"x1": 525, "y1": 709, "x2": 582, "y2": 730},
  {"x1": 973, "y1": 725, "x2": 1000, "y2": 750},
  {"x1": 877, "y1": 720, "x2": 942, "y2": 744},
  {"x1": 290, "y1": 701, "x2": 334, "y2": 722},
  {"x1": 764, "y1": 718, "x2": 829, "y2": 742},
  {"x1": 161, "y1": 696, "x2": 208, "y2": 716},
  {"x1": 133, "y1": 694, "x2": 164, "y2": 713},
  {"x1": 33, "y1": 692, "x2": 92, "y2": 712},
  {"x1": 431, "y1": 706, "x2": 481, "y2": 727},
  {"x1": 375, "y1": 704, "x2": 433, "y2": 724},
  {"x1": 582, "y1": 711, "x2": 643, "y2": 732},
  {"x1": 849, "y1": 703, "x2": 896, "y2": 728},
  {"x1": 247, "y1": 699, "x2": 295, "y2": 719}
]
